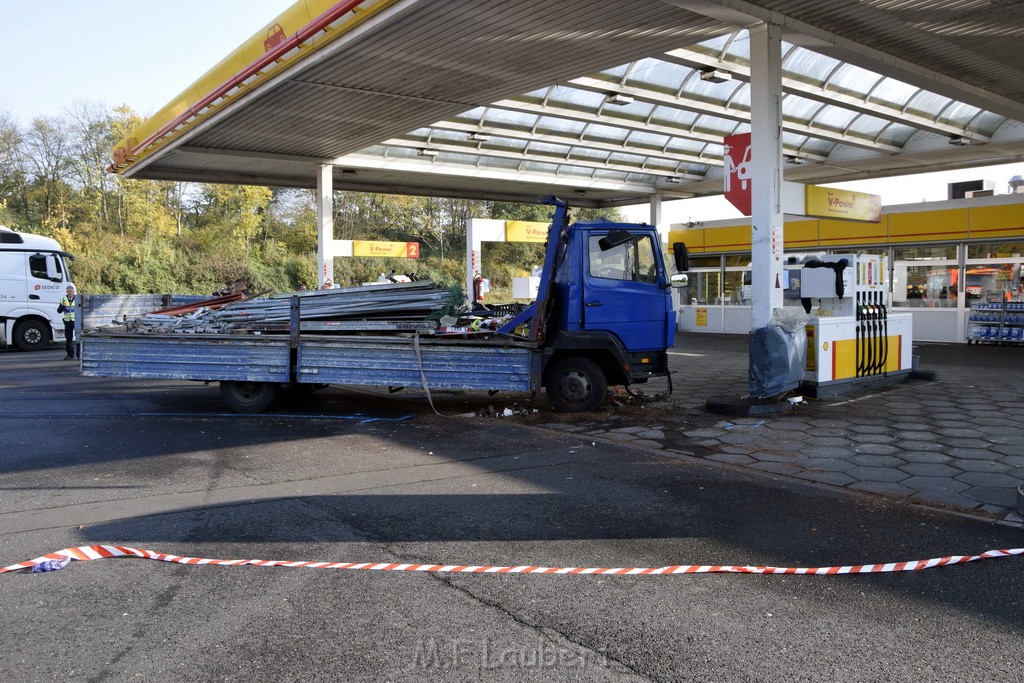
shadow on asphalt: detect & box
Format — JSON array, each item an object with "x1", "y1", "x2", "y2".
[{"x1": 74, "y1": 447, "x2": 1024, "y2": 629}]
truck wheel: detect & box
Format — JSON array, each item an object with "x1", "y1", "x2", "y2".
[
  {"x1": 13, "y1": 319, "x2": 51, "y2": 352},
  {"x1": 220, "y1": 381, "x2": 279, "y2": 413},
  {"x1": 545, "y1": 356, "x2": 607, "y2": 413}
]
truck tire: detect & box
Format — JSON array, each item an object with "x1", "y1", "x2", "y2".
[
  {"x1": 545, "y1": 356, "x2": 607, "y2": 413},
  {"x1": 13, "y1": 319, "x2": 51, "y2": 352},
  {"x1": 220, "y1": 381, "x2": 279, "y2": 413}
]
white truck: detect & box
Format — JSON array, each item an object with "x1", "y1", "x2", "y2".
[{"x1": 0, "y1": 226, "x2": 76, "y2": 351}]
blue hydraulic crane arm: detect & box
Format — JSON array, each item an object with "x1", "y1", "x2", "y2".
[{"x1": 497, "y1": 197, "x2": 570, "y2": 340}]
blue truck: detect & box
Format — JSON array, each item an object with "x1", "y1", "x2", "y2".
[{"x1": 81, "y1": 198, "x2": 689, "y2": 413}]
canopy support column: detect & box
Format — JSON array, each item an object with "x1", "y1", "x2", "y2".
[
  {"x1": 649, "y1": 194, "x2": 663, "y2": 229},
  {"x1": 749, "y1": 22, "x2": 786, "y2": 399},
  {"x1": 316, "y1": 164, "x2": 334, "y2": 288}
]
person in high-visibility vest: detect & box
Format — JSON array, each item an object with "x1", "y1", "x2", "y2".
[{"x1": 57, "y1": 284, "x2": 78, "y2": 360}]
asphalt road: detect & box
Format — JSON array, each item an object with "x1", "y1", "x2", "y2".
[{"x1": 1, "y1": 346, "x2": 1023, "y2": 681}]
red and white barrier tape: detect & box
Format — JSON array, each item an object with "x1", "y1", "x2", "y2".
[{"x1": 3, "y1": 545, "x2": 1023, "y2": 575}]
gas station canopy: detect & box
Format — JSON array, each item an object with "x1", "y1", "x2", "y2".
[{"x1": 112, "y1": 0, "x2": 1024, "y2": 207}]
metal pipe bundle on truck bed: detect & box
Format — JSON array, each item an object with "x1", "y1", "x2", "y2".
[{"x1": 80, "y1": 197, "x2": 690, "y2": 413}]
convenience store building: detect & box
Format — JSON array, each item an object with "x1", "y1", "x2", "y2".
[{"x1": 669, "y1": 191, "x2": 1024, "y2": 343}]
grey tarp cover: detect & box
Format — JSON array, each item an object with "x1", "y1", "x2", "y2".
[{"x1": 749, "y1": 324, "x2": 807, "y2": 398}]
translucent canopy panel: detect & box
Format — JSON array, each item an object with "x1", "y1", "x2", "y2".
[
  {"x1": 543, "y1": 86, "x2": 606, "y2": 110},
  {"x1": 783, "y1": 46, "x2": 841, "y2": 83},
  {"x1": 476, "y1": 109, "x2": 541, "y2": 130},
  {"x1": 621, "y1": 58, "x2": 692, "y2": 93},
  {"x1": 535, "y1": 117, "x2": 588, "y2": 136},
  {"x1": 935, "y1": 102, "x2": 985, "y2": 130},
  {"x1": 566, "y1": 146, "x2": 613, "y2": 163},
  {"x1": 557, "y1": 163, "x2": 602, "y2": 178},
  {"x1": 579, "y1": 123, "x2": 632, "y2": 144},
  {"x1": 627, "y1": 130, "x2": 673, "y2": 148},
  {"x1": 477, "y1": 156, "x2": 522, "y2": 171},
  {"x1": 648, "y1": 107, "x2": 702, "y2": 129},
  {"x1": 866, "y1": 78, "x2": 920, "y2": 110},
  {"x1": 781, "y1": 95, "x2": 823, "y2": 123},
  {"x1": 874, "y1": 122, "x2": 918, "y2": 147},
  {"x1": 808, "y1": 105, "x2": 862, "y2": 133}
]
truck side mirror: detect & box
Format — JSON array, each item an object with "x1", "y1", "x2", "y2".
[
  {"x1": 672, "y1": 242, "x2": 689, "y2": 272},
  {"x1": 669, "y1": 273, "x2": 689, "y2": 288},
  {"x1": 45, "y1": 254, "x2": 62, "y2": 281}
]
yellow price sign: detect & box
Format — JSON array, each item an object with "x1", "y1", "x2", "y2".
[
  {"x1": 805, "y1": 186, "x2": 881, "y2": 223},
  {"x1": 505, "y1": 221, "x2": 549, "y2": 243},
  {"x1": 352, "y1": 241, "x2": 420, "y2": 258}
]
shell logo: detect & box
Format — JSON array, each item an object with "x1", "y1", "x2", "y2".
[{"x1": 823, "y1": 342, "x2": 829, "y2": 350}]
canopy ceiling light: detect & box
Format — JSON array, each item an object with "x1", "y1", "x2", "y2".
[
  {"x1": 417, "y1": 148, "x2": 440, "y2": 157},
  {"x1": 948, "y1": 135, "x2": 971, "y2": 146},
  {"x1": 665, "y1": 176, "x2": 682, "y2": 183},
  {"x1": 699, "y1": 68, "x2": 732, "y2": 84},
  {"x1": 784, "y1": 154, "x2": 805, "y2": 165},
  {"x1": 604, "y1": 92, "x2": 634, "y2": 106},
  {"x1": 467, "y1": 132, "x2": 492, "y2": 142}
]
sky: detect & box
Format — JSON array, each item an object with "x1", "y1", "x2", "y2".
[
  {"x1": 3, "y1": 1, "x2": 287, "y2": 123},
  {"x1": 5, "y1": 1, "x2": 1024, "y2": 227}
]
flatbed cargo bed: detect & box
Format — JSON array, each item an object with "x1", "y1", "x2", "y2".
[{"x1": 82, "y1": 332, "x2": 540, "y2": 393}]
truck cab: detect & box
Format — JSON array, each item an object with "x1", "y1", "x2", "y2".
[
  {"x1": 495, "y1": 199, "x2": 687, "y2": 412},
  {"x1": 0, "y1": 227, "x2": 76, "y2": 351},
  {"x1": 551, "y1": 220, "x2": 676, "y2": 352}
]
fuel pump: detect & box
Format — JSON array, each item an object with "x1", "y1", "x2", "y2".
[{"x1": 799, "y1": 254, "x2": 913, "y2": 398}]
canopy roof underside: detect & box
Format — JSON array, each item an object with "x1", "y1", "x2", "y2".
[{"x1": 119, "y1": 0, "x2": 1024, "y2": 207}]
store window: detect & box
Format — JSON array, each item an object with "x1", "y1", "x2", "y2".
[
  {"x1": 892, "y1": 246, "x2": 957, "y2": 308},
  {"x1": 718, "y1": 255, "x2": 744, "y2": 305},
  {"x1": 968, "y1": 242, "x2": 1024, "y2": 259},
  {"x1": 965, "y1": 242, "x2": 1023, "y2": 304},
  {"x1": 724, "y1": 252, "x2": 823, "y2": 306},
  {"x1": 684, "y1": 255, "x2": 722, "y2": 305},
  {"x1": 693, "y1": 256, "x2": 725, "y2": 269}
]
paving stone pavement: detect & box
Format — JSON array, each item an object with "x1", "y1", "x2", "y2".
[{"x1": 538, "y1": 332, "x2": 1024, "y2": 524}]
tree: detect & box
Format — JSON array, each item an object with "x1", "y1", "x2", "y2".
[
  {"x1": 0, "y1": 112, "x2": 29, "y2": 226},
  {"x1": 66, "y1": 101, "x2": 119, "y2": 229},
  {"x1": 197, "y1": 183, "x2": 272, "y2": 248},
  {"x1": 21, "y1": 115, "x2": 75, "y2": 230}
]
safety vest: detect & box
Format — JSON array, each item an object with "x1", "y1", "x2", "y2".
[{"x1": 60, "y1": 295, "x2": 77, "y2": 322}]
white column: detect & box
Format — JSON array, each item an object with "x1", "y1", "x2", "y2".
[
  {"x1": 649, "y1": 194, "x2": 663, "y2": 228},
  {"x1": 316, "y1": 164, "x2": 334, "y2": 287},
  {"x1": 749, "y1": 23, "x2": 784, "y2": 329},
  {"x1": 466, "y1": 219, "x2": 482, "y2": 306},
  {"x1": 465, "y1": 219, "x2": 508, "y2": 305}
]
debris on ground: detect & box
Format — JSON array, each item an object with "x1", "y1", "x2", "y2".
[{"x1": 458, "y1": 404, "x2": 538, "y2": 418}]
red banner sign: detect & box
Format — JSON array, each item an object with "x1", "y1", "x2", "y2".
[{"x1": 723, "y1": 132, "x2": 752, "y2": 216}]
